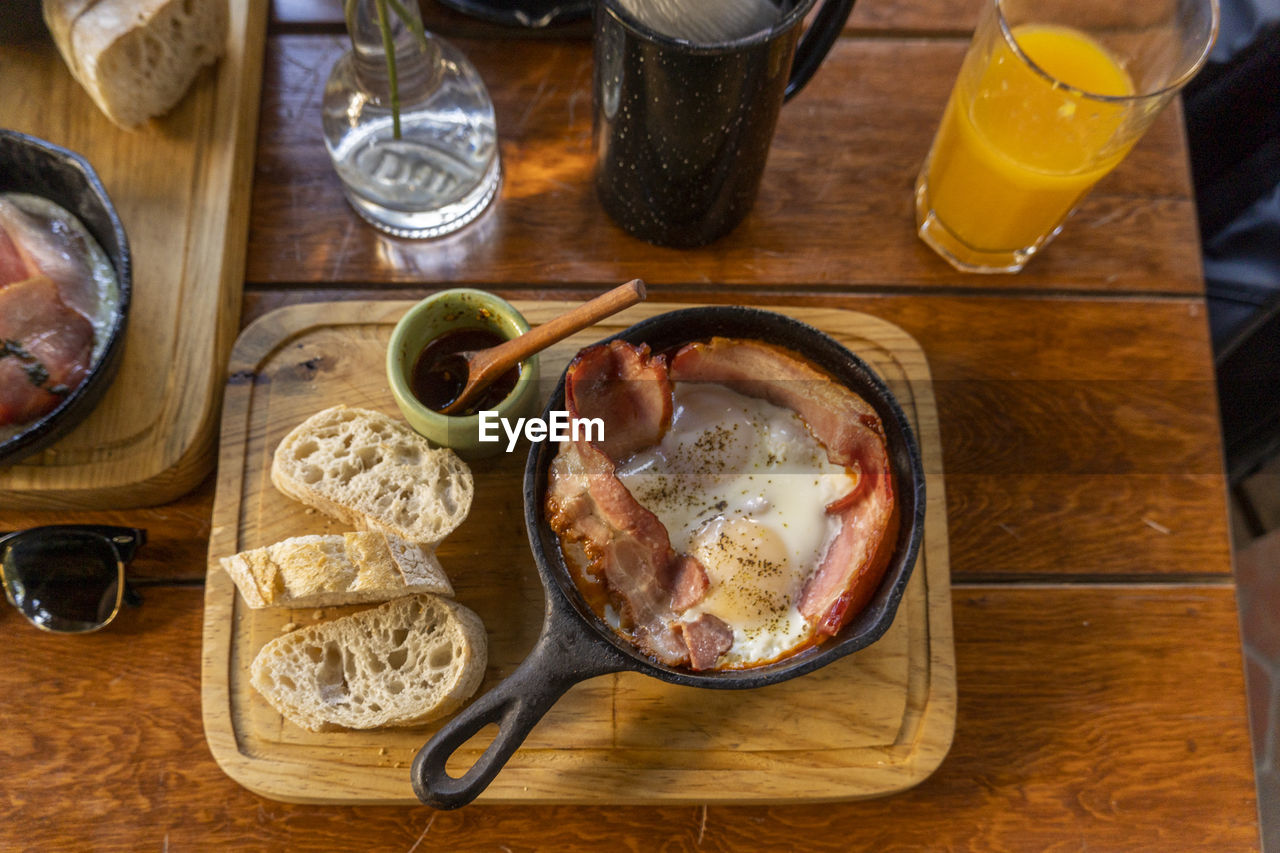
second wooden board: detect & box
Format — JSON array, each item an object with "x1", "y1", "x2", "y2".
[
  {"x1": 202, "y1": 299, "x2": 956, "y2": 804},
  {"x1": 0, "y1": 0, "x2": 267, "y2": 509}
]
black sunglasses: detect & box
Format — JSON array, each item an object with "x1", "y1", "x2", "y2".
[{"x1": 0, "y1": 525, "x2": 147, "y2": 633}]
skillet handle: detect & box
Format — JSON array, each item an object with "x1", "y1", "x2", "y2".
[{"x1": 411, "y1": 608, "x2": 627, "y2": 809}]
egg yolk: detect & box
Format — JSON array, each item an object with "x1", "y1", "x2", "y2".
[{"x1": 690, "y1": 517, "x2": 796, "y2": 631}]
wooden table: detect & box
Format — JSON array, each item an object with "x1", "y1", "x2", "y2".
[{"x1": 0, "y1": 1, "x2": 1261, "y2": 848}]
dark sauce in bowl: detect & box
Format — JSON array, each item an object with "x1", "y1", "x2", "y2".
[{"x1": 410, "y1": 327, "x2": 521, "y2": 415}]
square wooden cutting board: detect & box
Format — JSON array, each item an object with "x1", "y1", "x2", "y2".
[
  {"x1": 202, "y1": 299, "x2": 956, "y2": 804},
  {"x1": 0, "y1": 0, "x2": 266, "y2": 508}
]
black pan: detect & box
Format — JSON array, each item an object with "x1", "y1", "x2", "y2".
[
  {"x1": 411, "y1": 306, "x2": 926, "y2": 808},
  {"x1": 0, "y1": 130, "x2": 132, "y2": 466}
]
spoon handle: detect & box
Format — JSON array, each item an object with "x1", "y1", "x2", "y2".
[{"x1": 473, "y1": 279, "x2": 646, "y2": 377}]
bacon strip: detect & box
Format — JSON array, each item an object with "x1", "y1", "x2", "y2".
[
  {"x1": 0, "y1": 198, "x2": 100, "y2": 322},
  {"x1": 668, "y1": 337, "x2": 887, "y2": 470},
  {"x1": 564, "y1": 340, "x2": 671, "y2": 460},
  {"x1": 681, "y1": 614, "x2": 734, "y2": 671},
  {"x1": 553, "y1": 440, "x2": 689, "y2": 665},
  {"x1": 669, "y1": 337, "x2": 899, "y2": 636},
  {"x1": 547, "y1": 341, "x2": 692, "y2": 666},
  {"x1": 0, "y1": 276, "x2": 93, "y2": 425},
  {"x1": 669, "y1": 554, "x2": 710, "y2": 612},
  {"x1": 800, "y1": 494, "x2": 900, "y2": 636}
]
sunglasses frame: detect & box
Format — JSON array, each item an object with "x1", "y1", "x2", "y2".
[{"x1": 0, "y1": 525, "x2": 146, "y2": 634}]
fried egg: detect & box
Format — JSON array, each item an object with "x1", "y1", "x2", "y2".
[{"x1": 615, "y1": 381, "x2": 856, "y2": 667}]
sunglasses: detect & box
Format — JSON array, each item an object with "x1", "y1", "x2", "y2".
[{"x1": 1, "y1": 525, "x2": 147, "y2": 633}]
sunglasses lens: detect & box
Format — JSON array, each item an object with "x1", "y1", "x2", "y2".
[{"x1": 2, "y1": 532, "x2": 121, "y2": 632}]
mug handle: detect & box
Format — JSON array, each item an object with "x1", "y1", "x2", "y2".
[{"x1": 785, "y1": 0, "x2": 856, "y2": 100}]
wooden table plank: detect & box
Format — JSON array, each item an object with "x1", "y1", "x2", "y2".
[
  {"x1": 247, "y1": 35, "x2": 1202, "y2": 293},
  {"x1": 238, "y1": 289, "x2": 1231, "y2": 582},
  {"x1": 0, "y1": 584, "x2": 1253, "y2": 849}
]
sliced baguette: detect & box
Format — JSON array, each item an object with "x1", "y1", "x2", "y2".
[
  {"x1": 220, "y1": 531, "x2": 454, "y2": 610},
  {"x1": 250, "y1": 595, "x2": 488, "y2": 731},
  {"x1": 271, "y1": 405, "x2": 474, "y2": 546},
  {"x1": 43, "y1": 0, "x2": 229, "y2": 128}
]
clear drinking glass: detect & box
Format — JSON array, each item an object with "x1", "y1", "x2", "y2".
[
  {"x1": 322, "y1": 0, "x2": 501, "y2": 239},
  {"x1": 915, "y1": 0, "x2": 1219, "y2": 273}
]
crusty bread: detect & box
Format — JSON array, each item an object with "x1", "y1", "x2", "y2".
[
  {"x1": 220, "y1": 531, "x2": 454, "y2": 610},
  {"x1": 250, "y1": 595, "x2": 488, "y2": 731},
  {"x1": 271, "y1": 406, "x2": 474, "y2": 546},
  {"x1": 43, "y1": 0, "x2": 228, "y2": 128}
]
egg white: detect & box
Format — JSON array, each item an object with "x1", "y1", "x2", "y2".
[{"x1": 615, "y1": 382, "x2": 855, "y2": 667}]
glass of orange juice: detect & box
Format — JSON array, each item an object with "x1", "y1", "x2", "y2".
[{"x1": 915, "y1": 0, "x2": 1219, "y2": 273}]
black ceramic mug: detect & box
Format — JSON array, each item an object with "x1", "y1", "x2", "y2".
[{"x1": 593, "y1": 0, "x2": 855, "y2": 248}]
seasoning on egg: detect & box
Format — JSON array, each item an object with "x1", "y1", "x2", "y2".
[{"x1": 614, "y1": 381, "x2": 858, "y2": 667}]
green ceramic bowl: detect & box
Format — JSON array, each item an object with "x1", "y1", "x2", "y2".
[{"x1": 386, "y1": 289, "x2": 540, "y2": 460}]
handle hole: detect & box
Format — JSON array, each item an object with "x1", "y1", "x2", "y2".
[{"x1": 444, "y1": 723, "x2": 501, "y2": 779}]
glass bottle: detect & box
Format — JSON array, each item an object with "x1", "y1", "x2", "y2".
[{"x1": 322, "y1": 0, "x2": 501, "y2": 239}]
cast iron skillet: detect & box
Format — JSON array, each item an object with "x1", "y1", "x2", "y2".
[
  {"x1": 411, "y1": 306, "x2": 926, "y2": 808},
  {"x1": 0, "y1": 129, "x2": 132, "y2": 467}
]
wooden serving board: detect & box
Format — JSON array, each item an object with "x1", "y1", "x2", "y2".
[
  {"x1": 0, "y1": 0, "x2": 268, "y2": 509},
  {"x1": 202, "y1": 299, "x2": 956, "y2": 804}
]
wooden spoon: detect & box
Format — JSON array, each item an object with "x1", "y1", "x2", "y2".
[{"x1": 435, "y1": 279, "x2": 646, "y2": 415}]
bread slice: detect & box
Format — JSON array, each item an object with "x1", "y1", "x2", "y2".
[
  {"x1": 219, "y1": 531, "x2": 454, "y2": 610},
  {"x1": 43, "y1": 0, "x2": 228, "y2": 128},
  {"x1": 250, "y1": 595, "x2": 488, "y2": 731},
  {"x1": 271, "y1": 406, "x2": 474, "y2": 546}
]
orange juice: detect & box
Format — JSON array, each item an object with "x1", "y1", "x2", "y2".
[{"x1": 922, "y1": 25, "x2": 1135, "y2": 254}]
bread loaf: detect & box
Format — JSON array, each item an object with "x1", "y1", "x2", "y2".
[
  {"x1": 43, "y1": 0, "x2": 228, "y2": 128},
  {"x1": 250, "y1": 595, "x2": 488, "y2": 731},
  {"x1": 220, "y1": 531, "x2": 454, "y2": 610},
  {"x1": 271, "y1": 406, "x2": 474, "y2": 546}
]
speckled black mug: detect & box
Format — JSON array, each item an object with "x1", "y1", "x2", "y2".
[{"x1": 593, "y1": 0, "x2": 855, "y2": 248}]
